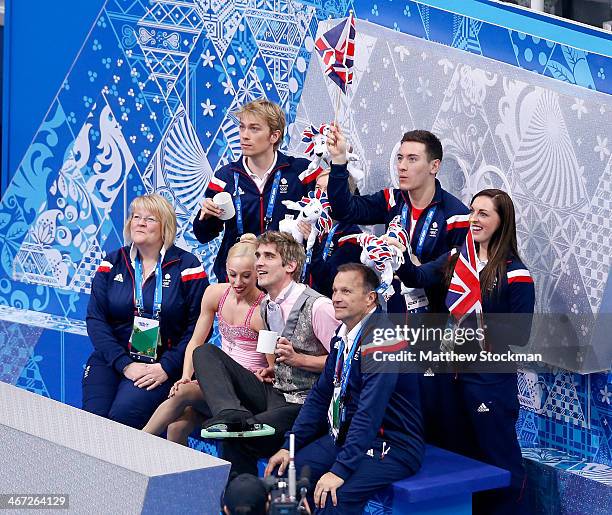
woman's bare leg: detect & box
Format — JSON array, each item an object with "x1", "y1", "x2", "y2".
[
  {"x1": 167, "y1": 407, "x2": 206, "y2": 445},
  {"x1": 142, "y1": 382, "x2": 205, "y2": 436}
]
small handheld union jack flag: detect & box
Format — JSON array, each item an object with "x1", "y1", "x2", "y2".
[
  {"x1": 445, "y1": 225, "x2": 483, "y2": 326},
  {"x1": 315, "y1": 12, "x2": 356, "y2": 93}
]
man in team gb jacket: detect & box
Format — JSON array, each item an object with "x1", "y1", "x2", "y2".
[
  {"x1": 193, "y1": 99, "x2": 314, "y2": 282},
  {"x1": 326, "y1": 125, "x2": 469, "y2": 314},
  {"x1": 266, "y1": 264, "x2": 424, "y2": 514}
]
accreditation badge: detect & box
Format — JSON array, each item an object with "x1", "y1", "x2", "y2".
[
  {"x1": 401, "y1": 285, "x2": 429, "y2": 311},
  {"x1": 327, "y1": 384, "x2": 342, "y2": 440},
  {"x1": 129, "y1": 316, "x2": 160, "y2": 362}
]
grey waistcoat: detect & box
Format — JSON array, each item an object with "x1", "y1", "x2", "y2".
[{"x1": 261, "y1": 286, "x2": 328, "y2": 404}]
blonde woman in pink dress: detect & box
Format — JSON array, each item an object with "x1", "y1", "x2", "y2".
[{"x1": 143, "y1": 234, "x2": 273, "y2": 444}]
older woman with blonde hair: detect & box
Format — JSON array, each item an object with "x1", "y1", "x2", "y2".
[{"x1": 82, "y1": 194, "x2": 208, "y2": 429}]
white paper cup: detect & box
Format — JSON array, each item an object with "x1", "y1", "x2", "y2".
[
  {"x1": 257, "y1": 330, "x2": 279, "y2": 354},
  {"x1": 213, "y1": 191, "x2": 235, "y2": 221}
]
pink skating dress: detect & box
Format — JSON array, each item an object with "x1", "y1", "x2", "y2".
[{"x1": 217, "y1": 287, "x2": 267, "y2": 372}]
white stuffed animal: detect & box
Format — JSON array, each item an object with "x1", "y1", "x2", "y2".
[
  {"x1": 337, "y1": 216, "x2": 409, "y2": 300},
  {"x1": 281, "y1": 190, "x2": 333, "y2": 255},
  {"x1": 301, "y1": 124, "x2": 365, "y2": 189}
]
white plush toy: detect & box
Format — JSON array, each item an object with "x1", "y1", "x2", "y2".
[
  {"x1": 280, "y1": 189, "x2": 333, "y2": 254},
  {"x1": 301, "y1": 123, "x2": 365, "y2": 190},
  {"x1": 338, "y1": 216, "x2": 409, "y2": 300}
]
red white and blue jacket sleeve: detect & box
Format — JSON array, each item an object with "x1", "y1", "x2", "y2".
[
  {"x1": 504, "y1": 263, "x2": 535, "y2": 348},
  {"x1": 86, "y1": 251, "x2": 134, "y2": 374},
  {"x1": 445, "y1": 212, "x2": 471, "y2": 249},
  {"x1": 481, "y1": 259, "x2": 535, "y2": 352},
  {"x1": 159, "y1": 255, "x2": 208, "y2": 377}
]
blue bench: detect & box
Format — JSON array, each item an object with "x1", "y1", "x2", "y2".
[
  {"x1": 366, "y1": 445, "x2": 511, "y2": 514},
  {"x1": 191, "y1": 438, "x2": 510, "y2": 514}
]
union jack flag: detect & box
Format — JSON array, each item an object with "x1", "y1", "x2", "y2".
[
  {"x1": 315, "y1": 13, "x2": 356, "y2": 93},
  {"x1": 445, "y1": 226, "x2": 483, "y2": 326}
]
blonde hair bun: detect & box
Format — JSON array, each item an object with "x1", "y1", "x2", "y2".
[
  {"x1": 239, "y1": 233, "x2": 258, "y2": 245},
  {"x1": 227, "y1": 233, "x2": 258, "y2": 261}
]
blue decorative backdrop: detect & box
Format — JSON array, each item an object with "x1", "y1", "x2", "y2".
[{"x1": 1, "y1": 0, "x2": 611, "y2": 510}]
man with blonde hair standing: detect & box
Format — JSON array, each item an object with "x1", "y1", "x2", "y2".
[{"x1": 193, "y1": 99, "x2": 315, "y2": 282}]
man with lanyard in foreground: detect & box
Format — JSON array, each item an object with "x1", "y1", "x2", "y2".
[
  {"x1": 266, "y1": 263, "x2": 424, "y2": 514},
  {"x1": 193, "y1": 99, "x2": 314, "y2": 282}
]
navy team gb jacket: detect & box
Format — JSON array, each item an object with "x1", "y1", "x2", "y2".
[
  {"x1": 86, "y1": 245, "x2": 208, "y2": 379},
  {"x1": 285, "y1": 317, "x2": 425, "y2": 481},
  {"x1": 328, "y1": 163, "x2": 469, "y2": 312},
  {"x1": 193, "y1": 152, "x2": 312, "y2": 281},
  {"x1": 481, "y1": 254, "x2": 535, "y2": 353}
]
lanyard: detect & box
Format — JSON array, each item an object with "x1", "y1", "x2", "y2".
[
  {"x1": 134, "y1": 255, "x2": 163, "y2": 319},
  {"x1": 234, "y1": 172, "x2": 244, "y2": 236},
  {"x1": 334, "y1": 323, "x2": 367, "y2": 401},
  {"x1": 322, "y1": 223, "x2": 340, "y2": 262},
  {"x1": 233, "y1": 170, "x2": 282, "y2": 235},
  {"x1": 401, "y1": 203, "x2": 437, "y2": 259},
  {"x1": 302, "y1": 246, "x2": 313, "y2": 283},
  {"x1": 302, "y1": 223, "x2": 340, "y2": 282}
]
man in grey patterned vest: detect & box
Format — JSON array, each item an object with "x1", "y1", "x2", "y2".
[{"x1": 193, "y1": 231, "x2": 339, "y2": 476}]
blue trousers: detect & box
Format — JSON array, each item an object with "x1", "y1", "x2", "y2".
[
  {"x1": 81, "y1": 352, "x2": 172, "y2": 429},
  {"x1": 293, "y1": 434, "x2": 418, "y2": 514},
  {"x1": 421, "y1": 373, "x2": 528, "y2": 515}
]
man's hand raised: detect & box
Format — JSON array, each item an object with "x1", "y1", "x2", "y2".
[{"x1": 326, "y1": 123, "x2": 348, "y2": 165}]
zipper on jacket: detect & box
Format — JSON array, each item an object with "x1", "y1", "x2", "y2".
[
  {"x1": 142, "y1": 257, "x2": 179, "y2": 286},
  {"x1": 162, "y1": 258, "x2": 179, "y2": 269},
  {"x1": 259, "y1": 195, "x2": 264, "y2": 233},
  {"x1": 231, "y1": 163, "x2": 290, "y2": 234}
]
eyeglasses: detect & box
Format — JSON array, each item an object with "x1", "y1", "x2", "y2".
[{"x1": 132, "y1": 214, "x2": 160, "y2": 225}]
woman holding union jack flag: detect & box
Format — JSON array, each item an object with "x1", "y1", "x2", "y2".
[{"x1": 441, "y1": 189, "x2": 535, "y2": 515}]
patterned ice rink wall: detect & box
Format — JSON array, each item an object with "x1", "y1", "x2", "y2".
[{"x1": 0, "y1": 0, "x2": 611, "y2": 508}]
